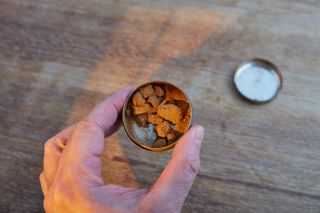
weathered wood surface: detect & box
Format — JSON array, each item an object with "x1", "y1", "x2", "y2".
[{"x1": 1, "y1": 0, "x2": 320, "y2": 212}]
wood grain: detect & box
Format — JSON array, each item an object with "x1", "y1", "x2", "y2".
[{"x1": 1, "y1": 0, "x2": 320, "y2": 212}]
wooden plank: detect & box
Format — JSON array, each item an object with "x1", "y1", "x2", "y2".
[{"x1": 0, "y1": 0, "x2": 320, "y2": 212}]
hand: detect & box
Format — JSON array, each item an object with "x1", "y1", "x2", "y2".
[{"x1": 40, "y1": 87, "x2": 205, "y2": 213}]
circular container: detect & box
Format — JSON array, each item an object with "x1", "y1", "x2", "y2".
[
  {"x1": 234, "y1": 58, "x2": 283, "y2": 103},
  {"x1": 122, "y1": 81, "x2": 193, "y2": 152}
]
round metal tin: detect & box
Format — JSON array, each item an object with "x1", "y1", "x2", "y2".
[
  {"x1": 122, "y1": 81, "x2": 193, "y2": 152},
  {"x1": 234, "y1": 58, "x2": 283, "y2": 103}
]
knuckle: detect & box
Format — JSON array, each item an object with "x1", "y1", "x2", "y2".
[
  {"x1": 183, "y1": 155, "x2": 200, "y2": 175},
  {"x1": 76, "y1": 120, "x2": 94, "y2": 130},
  {"x1": 75, "y1": 120, "x2": 100, "y2": 133},
  {"x1": 44, "y1": 138, "x2": 54, "y2": 154}
]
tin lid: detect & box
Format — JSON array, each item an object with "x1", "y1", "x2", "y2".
[{"x1": 234, "y1": 58, "x2": 283, "y2": 103}]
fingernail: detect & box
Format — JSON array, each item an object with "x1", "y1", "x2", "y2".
[{"x1": 194, "y1": 126, "x2": 204, "y2": 146}]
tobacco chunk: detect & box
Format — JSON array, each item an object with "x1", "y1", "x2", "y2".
[
  {"x1": 155, "y1": 121, "x2": 170, "y2": 137},
  {"x1": 133, "y1": 103, "x2": 152, "y2": 115},
  {"x1": 165, "y1": 85, "x2": 187, "y2": 101},
  {"x1": 148, "y1": 113, "x2": 164, "y2": 125},
  {"x1": 139, "y1": 84, "x2": 154, "y2": 98},
  {"x1": 175, "y1": 100, "x2": 189, "y2": 118},
  {"x1": 174, "y1": 108, "x2": 191, "y2": 133},
  {"x1": 157, "y1": 104, "x2": 182, "y2": 124},
  {"x1": 133, "y1": 91, "x2": 145, "y2": 106},
  {"x1": 167, "y1": 130, "x2": 182, "y2": 144},
  {"x1": 148, "y1": 107, "x2": 157, "y2": 113},
  {"x1": 166, "y1": 133, "x2": 175, "y2": 143},
  {"x1": 153, "y1": 138, "x2": 168, "y2": 148},
  {"x1": 148, "y1": 95, "x2": 161, "y2": 108},
  {"x1": 154, "y1": 85, "x2": 164, "y2": 97},
  {"x1": 136, "y1": 114, "x2": 148, "y2": 128}
]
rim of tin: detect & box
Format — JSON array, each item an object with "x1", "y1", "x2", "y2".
[
  {"x1": 122, "y1": 81, "x2": 193, "y2": 152},
  {"x1": 233, "y1": 58, "x2": 283, "y2": 104}
]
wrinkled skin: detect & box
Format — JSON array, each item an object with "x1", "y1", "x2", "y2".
[{"x1": 40, "y1": 87, "x2": 205, "y2": 213}]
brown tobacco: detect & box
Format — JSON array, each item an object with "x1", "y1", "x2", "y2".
[
  {"x1": 157, "y1": 104, "x2": 182, "y2": 124},
  {"x1": 129, "y1": 83, "x2": 191, "y2": 148}
]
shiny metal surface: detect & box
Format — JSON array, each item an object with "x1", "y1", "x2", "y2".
[
  {"x1": 122, "y1": 81, "x2": 193, "y2": 152},
  {"x1": 234, "y1": 58, "x2": 283, "y2": 103}
]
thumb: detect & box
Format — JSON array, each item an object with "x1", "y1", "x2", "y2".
[{"x1": 146, "y1": 125, "x2": 205, "y2": 210}]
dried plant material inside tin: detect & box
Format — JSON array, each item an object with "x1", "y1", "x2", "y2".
[{"x1": 124, "y1": 82, "x2": 192, "y2": 149}]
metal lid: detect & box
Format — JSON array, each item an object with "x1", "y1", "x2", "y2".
[{"x1": 234, "y1": 58, "x2": 283, "y2": 103}]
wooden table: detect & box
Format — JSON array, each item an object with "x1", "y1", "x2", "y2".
[{"x1": 1, "y1": 0, "x2": 320, "y2": 212}]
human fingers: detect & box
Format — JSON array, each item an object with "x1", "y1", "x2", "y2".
[
  {"x1": 144, "y1": 125, "x2": 205, "y2": 211},
  {"x1": 54, "y1": 87, "x2": 133, "y2": 185},
  {"x1": 84, "y1": 86, "x2": 133, "y2": 136},
  {"x1": 42, "y1": 124, "x2": 76, "y2": 190}
]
